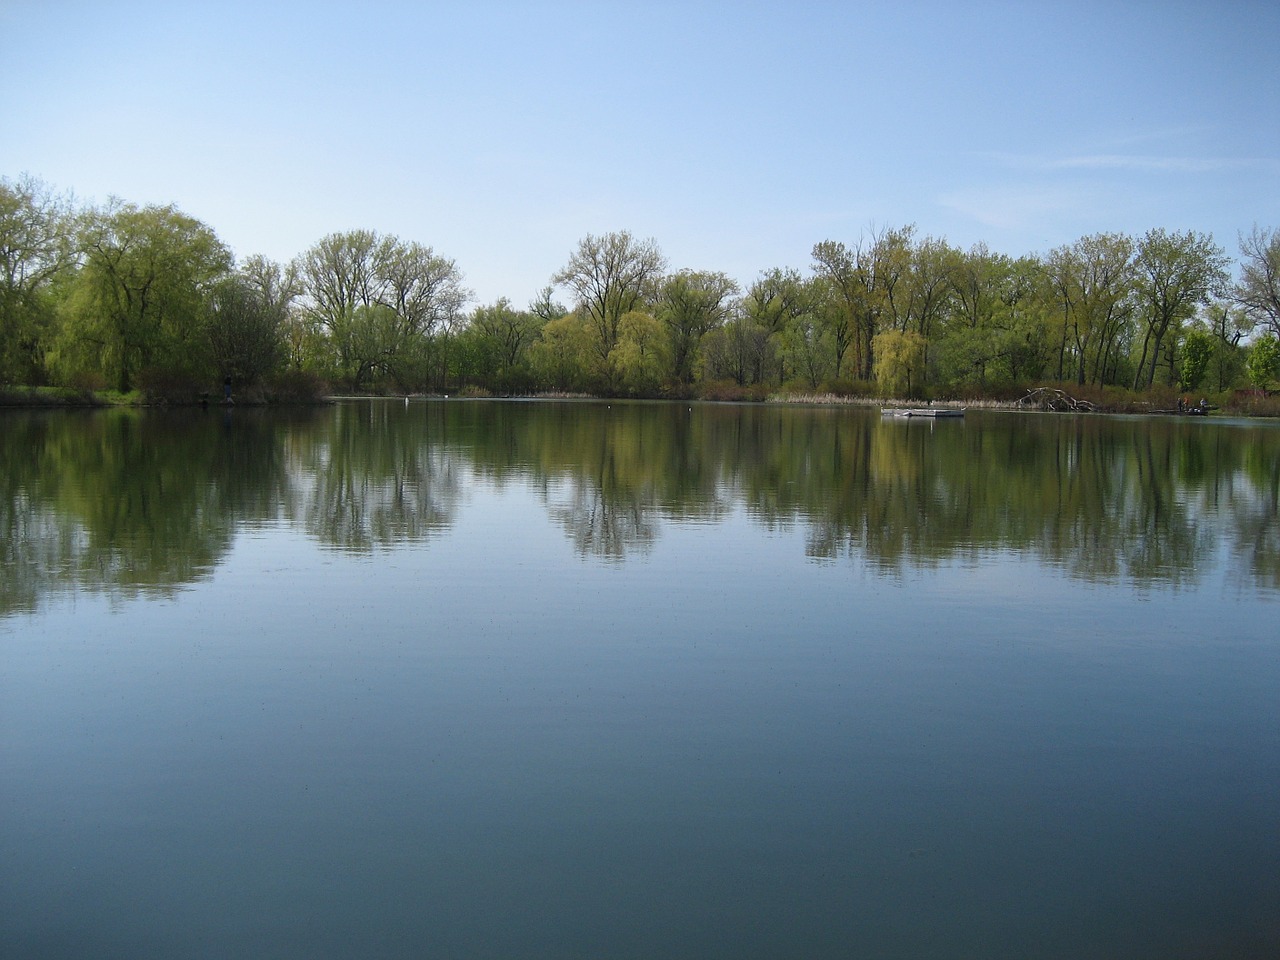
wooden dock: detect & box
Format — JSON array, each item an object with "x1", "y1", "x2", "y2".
[{"x1": 881, "y1": 407, "x2": 965, "y2": 418}]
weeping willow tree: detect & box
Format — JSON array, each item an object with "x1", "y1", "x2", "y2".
[
  {"x1": 0, "y1": 174, "x2": 77, "y2": 384},
  {"x1": 873, "y1": 329, "x2": 927, "y2": 396},
  {"x1": 56, "y1": 201, "x2": 231, "y2": 392}
]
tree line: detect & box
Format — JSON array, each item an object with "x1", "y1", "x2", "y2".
[{"x1": 4, "y1": 172, "x2": 1280, "y2": 401}]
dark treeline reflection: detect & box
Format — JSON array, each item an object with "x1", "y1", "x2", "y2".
[
  {"x1": 290, "y1": 401, "x2": 461, "y2": 550},
  {"x1": 447, "y1": 401, "x2": 728, "y2": 560},
  {"x1": 3, "y1": 401, "x2": 1278, "y2": 614},
  {"x1": 1, "y1": 408, "x2": 296, "y2": 615}
]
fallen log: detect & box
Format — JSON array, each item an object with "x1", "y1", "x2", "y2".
[{"x1": 1017, "y1": 387, "x2": 1096, "y2": 412}]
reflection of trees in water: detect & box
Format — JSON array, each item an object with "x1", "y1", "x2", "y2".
[
  {"x1": 1230, "y1": 502, "x2": 1280, "y2": 593},
  {"x1": 1223, "y1": 439, "x2": 1280, "y2": 593},
  {"x1": 443, "y1": 400, "x2": 727, "y2": 559},
  {"x1": 544, "y1": 474, "x2": 657, "y2": 560},
  {"x1": 0, "y1": 409, "x2": 294, "y2": 615},
  {"x1": 5, "y1": 402, "x2": 1279, "y2": 613},
  {"x1": 1038, "y1": 423, "x2": 1210, "y2": 587},
  {"x1": 531, "y1": 407, "x2": 677, "y2": 560},
  {"x1": 1, "y1": 496, "x2": 81, "y2": 615},
  {"x1": 302, "y1": 462, "x2": 458, "y2": 550},
  {"x1": 717, "y1": 409, "x2": 1278, "y2": 589},
  {"x1": 401, "y1": 401, "x2": 1278, "y2": 582},
  {"x1": 288, "y1": 401, "x2": 461, "y2": 551}
]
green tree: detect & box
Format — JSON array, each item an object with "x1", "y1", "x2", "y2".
[
  {"x1": 1235, "y1": 226, "x2": 1280, "y2": 338},
  {"x1": 345, "y1": 303, "x2": 404, "y2": 387},
  {"x1": 58, "y1": 202, "x2": 231, "y2": 392},
  {"x1": 375, "y1": 236, "x2": 468, "y2": 353},
  {"x1": 610, "y1": 310, "x2": 668, "y2": 395},
  {"x1": 240, "y1": 253, "x2": 302, "y2": 317},
  {"x1": 657, "y1": 269, "x2": 738, "y2": 385},
  {"x1": 529, "y1": 312, "x2": 593, "y2": 392},
  {"x1": 296, "y1": 229, "x2": 378, "y2": 380},
  {"x1": 471, "y1": 298, "x2": 544, "y2": 370},
  {"x1": 997, "y1": 256, "x2": 1056, "y2": 383},
  {"x1": 873, "y1": 329, "x2": 928, "y2": 396},
  {"x1": 781, "y1": 313, "x2": 832, "y2": 389},
  {"x1": 809, "y1": 243, "x2": 858, "y2": 379},
  {"x1": 1044, "y1": 233, "x2": 1135, "y2": 386},
  {"x1": 702, "y1": 313, "x2": 775, "y2": 386},
  {"x1": 553, "y1": 231, "x2": 666, "y2": 375},
  {"x1": 886, "y1": 234, "x2": 954, "y2": 339},
  {"x1": 1201, "y1": 302, "x2": 1249, "y2": 391},
  {"x1": 0, "y1": 174, "x2": 77, "y2": 384},
  {"x1": 469, "y1": 297, "x2": 545, "y2": 391},
  {"x1": 741, "y1": 267, "x2": 811, "y2": 383},
  {"x1": 529, "y1": 285, "x2": 567, "y2": 323},
  {"x1": 938, "y1": 248, "x2": 1051, "y2": 387},
  {"x1": 1246, "y1": 334, "x2": 1280, "y2": 388},
  {"x1": 206, "y1": 257, "x2": 300, "y2": 387},
  {"x1": 743, "y1": 268, "x2": 807, "y2": 332},
  {"x1": 938, "y1": 243, "x2": 1005, "y2": 385},
  {"x1": 1179, "y1": 327, "x2": 1215, "y2": 392},
  {"x1": 296, "y1": 230, "x2": 467, "y2": 389},
  {"x1": 880, "y1": 234, "x2": 954, "y2": 388},
  {"x1": 1131, "y1": 229, "x2": 1229, "y2": 389},
  {"x1": 238, "y1": 254, "x2": 305, "y2": 372},
  {"x1": 812, "y1": 226, "x2": 912, "y2": 380}
]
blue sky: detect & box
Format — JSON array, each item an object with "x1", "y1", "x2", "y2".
[{"x1": 3, "y1": 0, "x2": 1277, "y2": 306}]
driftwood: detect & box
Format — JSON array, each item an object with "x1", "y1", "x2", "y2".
[{"x1": 1017, "y1": 387, "x2": 1096, "y2": 412}]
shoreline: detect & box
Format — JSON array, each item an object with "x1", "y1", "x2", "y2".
[{"x1": 5, "y1": 386, "x2": 1273, "y2": 418}]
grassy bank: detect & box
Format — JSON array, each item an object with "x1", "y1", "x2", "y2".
[
  {"x1": 0, "y1": 385, "x2": 131, "y2": 407},
  {"x1": 1, "y1": 371, "x2": 329, "y2": 408}
]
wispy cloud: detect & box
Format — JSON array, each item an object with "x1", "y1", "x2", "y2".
[
  {"x1": 937, "y1": 184, "x2": 1094, "y2": 231},
  {"x1": 986, "y1": 152, "x2": 1280, "y2": 175},
  {"x1": 1100, "y1": 125, "x2": 1217, "y2": 150}
]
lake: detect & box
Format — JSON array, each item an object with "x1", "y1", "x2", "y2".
[{"x1": 2, "y1": 399, "x2": 1277, "y2": 959}]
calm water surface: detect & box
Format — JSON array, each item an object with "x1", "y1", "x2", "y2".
[{"x1": 2, "y1": 400, "x2": 1278, "y2": 958}]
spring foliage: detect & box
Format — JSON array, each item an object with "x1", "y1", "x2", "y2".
[{"x1": 3, "y1": 173, "x2": 1279, "y2": 401}]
